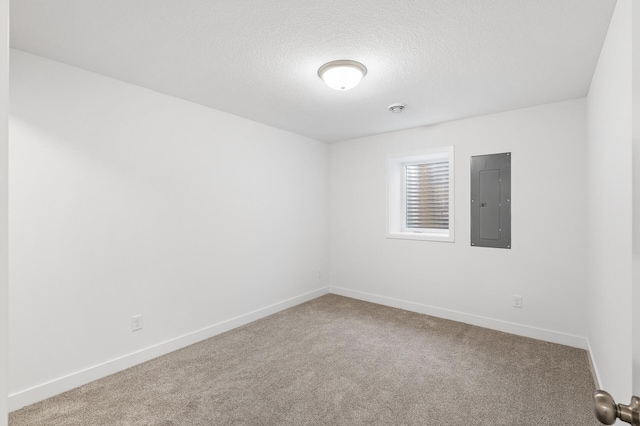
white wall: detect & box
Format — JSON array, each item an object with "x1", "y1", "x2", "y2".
[
  {"x1": 0, "y1": 0, "x2": 8, "y2": 424},
  {"x1": 633, "y1": 0, "x2": 640, "y2": 397},
  {"x1": 586, "y1": 0, "x2": 633, "y2": 402},
  {"x1": 8, "y1": 50, "x2": 329, "y2": 410},
  {"x1": 329, "y1": 99, "x2": 588, "y2": 347}
]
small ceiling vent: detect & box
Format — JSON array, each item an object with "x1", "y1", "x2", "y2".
[{"x1": 388, "y1": 103, "x2": 406, "y2": 113}]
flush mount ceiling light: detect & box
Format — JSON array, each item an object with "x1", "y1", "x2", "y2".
[{"x1": 318, "y1": 60, "x2": 367, "y2": 91}]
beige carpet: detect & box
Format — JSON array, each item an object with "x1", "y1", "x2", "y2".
[{"x1": 10, "y1": 295, "x2": 600, "y2": 425}]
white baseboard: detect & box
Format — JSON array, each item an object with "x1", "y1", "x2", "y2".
[
  {"x1": 9, "y1": 286, "x2": 330, "y2": 412},
  {"x1": 9, "y1": 286, "x2": 592, "y2": 411},
  {"x1": 586, "y1": 339, "x2": 602, "y2": 389},
  {"x1": 329, "y1": 286, "x2": 588, "y2": 350}
]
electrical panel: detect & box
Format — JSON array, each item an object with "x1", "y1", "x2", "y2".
[{"x1": 471, "y1": 153, "x2": 511, "y2": 249}]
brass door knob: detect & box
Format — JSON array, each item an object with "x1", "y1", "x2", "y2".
[{"x1": 594, "y1": 390, "x2": 640, "y2": 426}]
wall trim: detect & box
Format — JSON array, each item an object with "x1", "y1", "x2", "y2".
[
  {"x1": 330, "y1": 286, "x2": 588, "y2": 350},
  {"x1": 10, "y1": 285, "x2": 594, "y2": 412},
  {"x1": 9, "y1": 286, "x2": 330, "y2": 412},
  {"x1": 586, "y1": 338, "x2": 603, "y2": 389}
]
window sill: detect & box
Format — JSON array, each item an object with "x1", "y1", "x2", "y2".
[{"x1": 386, "y1": 232, "x2": 454, "y2": 243}]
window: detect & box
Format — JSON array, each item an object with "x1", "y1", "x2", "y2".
[{"x1": 387, "y1": 147, "x2": 454, "y2": 242}]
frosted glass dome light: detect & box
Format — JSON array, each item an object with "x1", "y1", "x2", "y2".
[{"x1": 318, "y1": 60, "x2": 367, "y2": 91}]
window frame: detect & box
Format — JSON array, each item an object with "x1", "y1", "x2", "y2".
[{"x1": 387, "y1": 147, "x2": 455, "y2": 242}]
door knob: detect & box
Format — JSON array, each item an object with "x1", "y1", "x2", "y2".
[{"x1": 594, "y1": 390, "x2": 640, "y2": 425}]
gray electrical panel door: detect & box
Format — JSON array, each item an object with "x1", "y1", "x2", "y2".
[{"x1": 471, "y1": 153, "x2": 511, "y2": 249}]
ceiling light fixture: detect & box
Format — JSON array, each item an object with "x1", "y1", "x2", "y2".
[{"x1": 318, "y1": 60, "x2": 367, "y2": 91}]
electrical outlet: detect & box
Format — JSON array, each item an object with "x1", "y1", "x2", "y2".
[
  {"x1": 513, "y1": 295, "x2": 522, "y2": 308},
  {"x1": 131, "y1": 314, "x2": 143, "y2": 331}
]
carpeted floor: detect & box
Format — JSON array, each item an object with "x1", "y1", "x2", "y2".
[{"x1": 10, "y1": 295, "x2": 600, "y2": 425}]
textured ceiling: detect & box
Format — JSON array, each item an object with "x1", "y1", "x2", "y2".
[{"x1": 10, "y1": 0, "x2": 616, "y2": 142}]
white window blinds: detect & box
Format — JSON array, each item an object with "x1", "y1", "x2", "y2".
[{"x1": 405, "y1": 161, "x2": 450, "y2": 230}]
